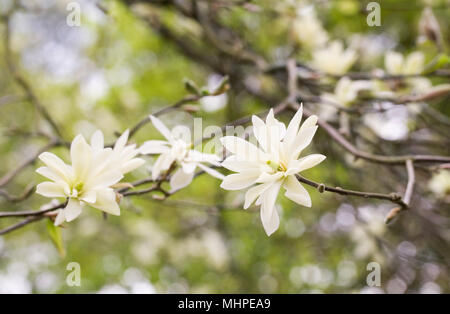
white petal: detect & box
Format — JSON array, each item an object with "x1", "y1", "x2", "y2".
[
  {"x1": 244, "y1": 182, "x2": 271, "y2": 209},
  {"x1": 196, "y1": 163, "x2": 225, "y2": 180},
  {"x1": 181, "y1": 161, "x2": 197, "y2": 174},
  {"x1": 90, "y1": 130, "x2": 104, "y2": 152},
  {"x1": 71, "y1": 135, "x2": 92, "y2": 181},
  {"x1": 385, "y1": 51, "x2": 403, "y2": 75},
  {"x1": 90, "y1": 188, "x2": 120, "y2": 215},
  {"x1": 89, "y1": 170, "x2": 123, "y2": 189},
  {"x1": 38, "y1": 152, "x2": 71, "y2": 181},
  {"x1": 150, "y1": 115, "x2": 174, "y2": 143},
  {"x1": 152, "y1": 153, "x2": 174, "y2": 180},
  {"x1": 170, "y1": 168, "x2": 195, "y2": 192},
  {"x1": 255, "y1": 172, "x2": 284, "y2": 184},
  {"x1": 64, "y1": 198, "x2": 83, "y2": 222},
  {"x1": 220, "y1": 170, "x2": 260, "y2": 190},
  {"x1": 284, "y1": 104, "x2": 303, "y2": 146},
  {"x1": 291, "y1": 126, "x2": 318, "y2": 159},
  {"x1": 286, "y1": 154, "x2": 326, "y2": 175},
  {"x1": 121, "y1": 158, "x2": 145, "y2": 174},
  {"x1": 221, "y1": 155, "x2": 261, "y2": 172},
  {"x1": 80, "y1": 190, "x2": 96, "y2": 204},
  {"x1": 36, "y1": 167, "x2": 62, "y2": 182},
  {"x1": 54, "y1": 210, "x2": 65, "y2": 226},
  {"x1": 220, "y1": 136, "x2": 267, "y2": 163},
  {"x1": 139, "y1": 140, "x2": 170, "y2": 154},
  {"x1": 260, "y1": 180, "x2": 282, "y2": 236},
  {"x1": 283, "y1": 175, "x2": 311, "y2": 207},
  {"x1": 36, "y1": 182, "x2": 66, "y2": 198},
  {"x1": 114, "y1": 129, "x2": 129, "y2": 152}
]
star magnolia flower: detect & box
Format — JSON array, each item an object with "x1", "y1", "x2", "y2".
[
  {"x1": 311, "y1": 40, "x2": 357, "y2": 75},
  {"x1": 220, "y1": 105, "x2": 326, "y2": 236},
  {"x1": 89, "y1": 129, "x2": 145, "y2": 175},
  {"x1": 139, "y1": 115, "x2": 224, "y2": 192},
  {"x1": 36, "y1": 134, "x2": 125, "y2": 225}
]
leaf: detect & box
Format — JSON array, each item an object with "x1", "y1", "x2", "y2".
[{"x1": 47, "y1": 219, "x2": 66, "y2": 258}]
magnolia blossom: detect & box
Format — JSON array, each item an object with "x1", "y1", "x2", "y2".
[
  {"x1": 36, "y1": 136, "x2": 121, "y2": 225},
  {"x1": 292, "y1": 7, "x2": 328, "y2": 50},
  {"x1": 139, "y1": 115, "x2": 224, "y2": 192},
  {"x1": 220, "y1": 106, "x2": 326, "y2": 236},
  {"x1": 200, "y1": 74, "x2": 228, "y2": 112},
  {"x1": 385, "y1": 51, "x2": 425, "y2": 75},
  {"x1": 311, "y1": 40, "x2": 357, "y2": 75},
  {"x1": 323, "y1": 77, "x2": 372, "y2": 107}
]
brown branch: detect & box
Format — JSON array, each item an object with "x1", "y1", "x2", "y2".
[{"x1": 295, "y1": 174, "x2": 408, "y2": 208}]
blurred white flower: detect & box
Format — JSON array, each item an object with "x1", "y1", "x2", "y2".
[
  {"x1": 385, "y1": 51, "x2": 425, "y2": 75},
  {"x1": 428, "y1": 170, "x2": 450, "y2": 198},
  {"x1": 292, "y1": 6, "x2": 328, "y2": 50},
  {"x1": 220, "y1": 105, "x2": 325, "y2": 236},
  {"x1": 311, "y1": 41, "x2": 357, "y2": 75},
  {"x1": 139, "y1": 115, "x2": 224, "y2": 192},
  {"x1": 36, "y1": 135, "x2": 124, "y2": 225},
  {"x1": 323, "y1": 77, "x2": 372, "y2": 107},
  {"x1": 200, "y1": 74, "x2": 228, "y2": 112}
]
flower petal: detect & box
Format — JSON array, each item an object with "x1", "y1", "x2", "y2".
[
  {"x1": 260, "y1": 180, "x2": 282, "y2": 236},
  {"x1": 244, "y1": 182, "x2": 271, "y2": 209},
  {"x1": 283, "y1": 175, "x2": 311, "y2": 207},
  {"x1": 71, "y1": 135, "x2": 92, "y2": 181},
  {"x1": 121, "y1": 158, "x2": 145, "y2": 174},
  {"x1": 170, "y1": 168, "x2": 195, "y2": 192},
  {"x1": 90, "y1": 130, "x2": 104, "y2": 152},
  {"x1": 114, "y1": 129, "x2": 129, "y2": 152},
  {"x1": 220, "y1": 170, "x2": 261, "y2": 190},
  {"x1": 220, "y1": 136, "x2": 267, "y2": 163},
  {"x1": 152, "y1": 153, "x2": 174, "y2": 180},
  {"x1": 150, "y1": 115, "x2": 174, "y2": 143},
  {"x1": 64, "y1": 198, "x2": 83, "y2": 222},
  {"x1": 291, "y1": 126, "x2": 318, "y2": 159},
  {"x1": 196, "y1": 163, "x2": 225, "y2": 180},
  {"x1": 54, "y1": 210, "x2": 65, "y2": 226},
  {"x1": 36, "y1": 182, "x2": 66, "y2": 198},
  {"x1": 139, "y1": 140, "x2": 170, "y2": 155},
  {"x1": 221, "y1": 155, "x2": 261, "y2": 172},
  {"x1": 286, "y1": 154, "x2": 326, "y2": 174},
  {"x1": 284, "y1": 104, "x2": 303, "y2": 146},
  {"x1": 38, "y1": 152, "x2": 72, "y2": 181},
  {"x1": 90, "y1": 188, "x2": 120, "y2": 215}
]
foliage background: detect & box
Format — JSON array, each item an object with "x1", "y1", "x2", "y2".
[{"x1": 0, "y1": 0, "x2": 449, "y2": 293}]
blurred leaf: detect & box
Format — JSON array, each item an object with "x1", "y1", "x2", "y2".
[{"x1": 47, "y1": 219, "x2": 66, "y2": 258}]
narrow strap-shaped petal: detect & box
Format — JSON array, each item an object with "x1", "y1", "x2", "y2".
[
  {"x1": 170, "y1": 168, "x2": 195, "y2": 192},
  {"x1": 150, "y1": 115, "x2": 174, "y2": 143},
  {"x1": 283, "y1": 175, "x2": 312, "y2": 207}
]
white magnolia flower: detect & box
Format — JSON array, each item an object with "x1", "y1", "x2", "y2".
[
  {"x1": 323, "y1": 77, "x2": 372, "y2": 107},
  {"x1": 311, "y1": 40, "x2": 357, "y2": 75},
  {"x1": 220, "y1": 105, "x2": 326, "y2": 236},
  {"x1": 89, "y1": 129, "x2": 145, "y2": 175},
  {"x1": 36, "y1": 135, "x2": 124, "y2": 225},
  {"x1": 140, "y1": 115, "x2": 224, "y2": 192},
  {"x1": 292, "y1": 7, "x2": 328, "y2": 50},
  {"x1": 385, "y1": 51, "x2": 425, "y2": 75}
]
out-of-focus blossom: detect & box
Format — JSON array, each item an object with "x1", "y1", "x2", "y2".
[
  {"x1": 292, "y1": 6, "x2": 328, "y2": 50},
  {"x1": 139, "y1": 115, "x2": 224, "y2": 192},
  {"x1": 385, "y1": 51, "x2": 425, "y2": 75},
  {"x1": 220, "y1": 105, "x2": 325, "y2": 236},
  {"x1": 200, "y1": 74, "x2": 228, "y2": 112},
  {"x1": 428, "y1": 170, "x2": 450, "y2": 199},
  {"x1": 311, "y1": 41, "x2": 357, "y2": 75},
  {"x1": 322, "y1": 77, "x2": 372, "y2": 107}
]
